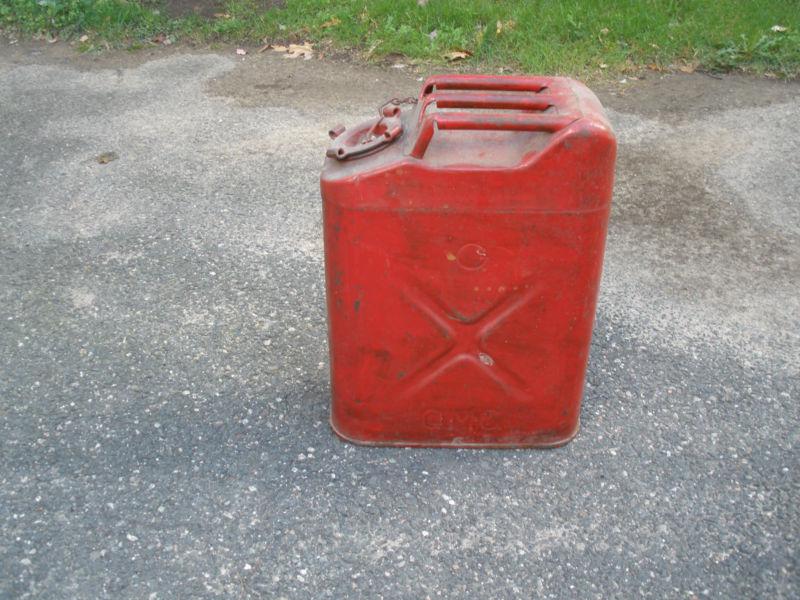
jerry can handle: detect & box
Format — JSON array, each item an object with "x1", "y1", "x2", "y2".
[
  {"x1": 409, "y1": 112, "x2": 576, "y2": 160},
  {"x1": 419, "y1": 74, "x2": 550, "y2": 96},
  {"x1": 416, "y1": 91, "x2": 555, "y2": 126}
]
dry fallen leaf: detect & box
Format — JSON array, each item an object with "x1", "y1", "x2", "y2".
[
  {"x1": 600, "y1": 27, "x2": 609, "y2": 35},
  {"x1": 443, "y1": 50, "x2": 472, "y2": 61},
  {"x1": 678, "y1": 62, "x2": 697, "y2": 74},
  {"x1": 771, "y1": 25, "x2": 787, "y2": 33},
  {"x1": 213, "y1": 13, "x2": 231, "y2": 19},
  {"x1": 236, "y1": 48, "x2": 247, "y2": 56},
  {"x1": 270, "y1": 45, "x2": 288, "y2": 52},
  {"x1": 283, "y1": 42, "x2": 314, "y2": 60},
  {"x1": 599, "y1": 63, "x2": 608, "y2": 69},
  {"x1": 79, "y1": 34, "x2": 89, "y2": 43},
  {"x1": 417, "y1": 0, "x2": 429, "y2": 6},
  {"x1": 96, "y1": 151, "x2": 118, "y2": 164},
  {"x1": 321, "y1": 17, "x2": 341, "y2": 29}
]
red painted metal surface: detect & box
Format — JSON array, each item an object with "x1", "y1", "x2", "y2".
[{"x1": 320, "y1": 75, "x2": 616, "y2": 447}]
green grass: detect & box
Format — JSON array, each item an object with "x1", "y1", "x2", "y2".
[
  {"x1": 2, "y1": 0, "x2": 800, "y2": 77},
  {"x1": 1, "y1": 0, "x2": 167, "y2": 39}
]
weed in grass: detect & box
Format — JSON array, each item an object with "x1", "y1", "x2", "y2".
[{"x1": 706, "y1": 31, "x2": 800, "y2": 75}]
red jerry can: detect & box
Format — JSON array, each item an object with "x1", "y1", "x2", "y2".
[{"x1": 321, "y1": 75, "x2": 616, "y2": 447}]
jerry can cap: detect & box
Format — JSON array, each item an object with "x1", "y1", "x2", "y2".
[{"x1": 326, "y1": 97, "x2": 417, "y2": 160}]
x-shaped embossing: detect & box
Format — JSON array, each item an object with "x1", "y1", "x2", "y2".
[{"x1": 396, "y1": 283, "x2": 539, "y2": 401}]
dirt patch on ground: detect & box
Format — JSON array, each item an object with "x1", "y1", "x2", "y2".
[
  {"x1": 613, "y1": 143, "x2": 799, "y2": 294},
  {"x1": 0, "y1": 37, "x2": 202, "y2": 71},
  {"x1": 602, "y1": 72, "x2": 800, "y2": 281},
  {"x1": 205, "y1": 49, "x2": 421, "y2": 114},
  {"x1": 7, "y1": 37, "x2": 795, "y2": 118},
  {"x1": 595, "y1": 71, "x2": 799, "y2": 123},
  {"x1": 204, "y1": 46, "x2": 800, "y2": 122}
]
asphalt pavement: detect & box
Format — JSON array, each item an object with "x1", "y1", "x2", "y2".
[{"x1": 1, "y1": 44, "x2": 798, "y2": 599}]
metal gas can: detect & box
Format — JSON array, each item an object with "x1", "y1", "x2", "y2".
[{"x1": 321, "y1": 75, "x2": 616, "y2": 447}]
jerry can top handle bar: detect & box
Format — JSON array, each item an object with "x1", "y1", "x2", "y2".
[
  {"x1": 409, "y1": 112, "x2": 576, "y2": 160},
  {"x1": 420, "y1": 74, "x2": 550, "y2": 96},
  {"x1": 416, "y1": 91, "x2": 555, "y2": 126}
]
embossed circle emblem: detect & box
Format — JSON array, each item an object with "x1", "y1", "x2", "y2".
[{"x1": 456, "y1": 243, "x2": 488, "y2": 270}]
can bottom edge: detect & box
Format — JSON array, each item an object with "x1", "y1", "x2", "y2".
[{"x1": 329, "y1": 416, "x2": 580, "y2": 449}]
